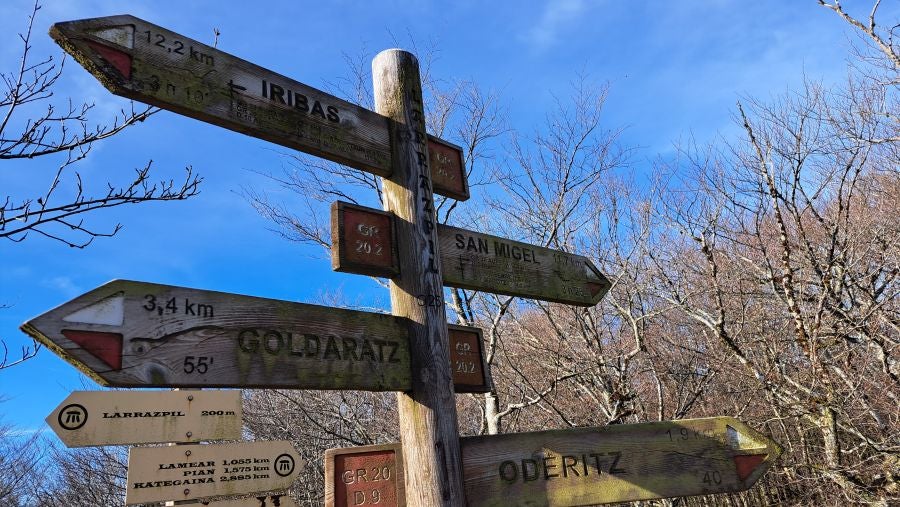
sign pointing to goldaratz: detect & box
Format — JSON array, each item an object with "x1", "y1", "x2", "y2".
[
  {"x1": 49, "y1": 15, "x2": 469, "y2": 200},
  {"x1": 461, "y1": 417, "x2": 781, "y2": 506},
  {"x1": 21, "y1": 280, "x2": 412, "y2": 390},
  {"x1": 47, "y1": 390, "x2": 241, "y2": 447},
  {"x1": 126, "y1": 440, "x2": 303, "y2": 505}
]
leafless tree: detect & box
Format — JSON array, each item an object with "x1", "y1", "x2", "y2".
[{"x1": 0, "y1": 1, "x2": 202, "y2": 371}]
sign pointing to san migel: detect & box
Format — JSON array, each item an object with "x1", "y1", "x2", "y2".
[
  {"x1": 126, "y1": 440, "x2": 303, "y2": 505},
  {"x1": 22, "y1": 280, "x2": 412, "y2": 390},
  {"x1": 331, "y1": 201, "x2": 612, "y2": 306},
  {"x1": 461, "y1": 417, "x2": 781, "y2": 506},
  {"x1": 47, "y1": 390, "x2": 241, "y2": 447},
  {"x1": 49, "y1": 15, "x2": 469, "y2": 201}
]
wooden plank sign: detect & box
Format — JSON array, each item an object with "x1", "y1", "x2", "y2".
[
  {"x1": 440, "y1": 224, "x2": 610, "y2": 306},
  {"x1": 21, "y1": 280, "x2": 412, "y2": 390},
  {"x1": 197, "y1": 493, "x2": 298, "y2": 507},
  {"x1": 324, "y1": 443, "x2": 404, "y2": 507},
  {"x1": 49, "y1": 15, "x2": 469, "y2": 200},
  {"x1": 126, "y1": 441, "x2": 303, "y2": 505},
  {"x1": 448, "y1": 324, "x2": 490, "y2": 393},
  {"x1": 46, "y1": 390, "x2": 241, "y2": 447},
  {"x1": 460, "y1": 417, "x2": 781, "y2": 506},
  {"x1": 330, "y1": 202, "x2": 611, "y2": 306},
  {"x1": 331, "y1": 201, "x2": 399, "y2": 278}
]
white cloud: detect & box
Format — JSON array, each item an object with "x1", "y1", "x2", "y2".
[{"x1": 526, "y1": 0, "x2": 588, "y2": 50}]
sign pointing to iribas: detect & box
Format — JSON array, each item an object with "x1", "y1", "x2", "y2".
[
  {"x1": 49, "y1": 14, "x2": 469, "y2": 201},
  {"x1": 47, "y1": 390, "x2": 242, "y2": 447},
  {"x1": 126, "y1": 441, "x2": 303, "y2": 505},
  {"x1": 21, "y1": 280, "x2": 412, "y2": 390},
  {"x1": 461, "y1": 417, "x2": 781, "y2": 506}
]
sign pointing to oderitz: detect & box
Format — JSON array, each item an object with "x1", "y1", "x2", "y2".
[
  {"x1": 47, "y1": 390, "x2": 242, "y2": 447},
  {"x1": 50, "y1": 14, "x2": 469, "y2": 201},
  {"x1": 461, "y1": 417, "x2": 781, "y2": 506},
  {"x1": 22, "y1": 280, "x2": 412, "y2": 390}
]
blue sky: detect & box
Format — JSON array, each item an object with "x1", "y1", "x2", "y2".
[{"x1": 1, "y1": 0, "x2": 894, "y2": 433}]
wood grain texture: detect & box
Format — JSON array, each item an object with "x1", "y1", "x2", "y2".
[
  {"x1": 330, "y1": 200, "x2": 612, "y2": 306},
  {"x1": 324, "y1": 443, "x2": 405, "y2": 507},
  {"x1": 48, "y1": 15, "x2": 468, "y2": 200},
  {"x1": 46, "y1": 390, "x2": 241, "y2": 447},
  {"x1": 438, "y1": 224, "x2": 612, "y2": 306},
  {"x1": 460, "y1": 417, "x2": 781, "y2": 506},
  {"x1": 447, "y1": 325, "x2": 490, "y2": 394},
  {"x1": 126, "y1": 441, "x2": 303, "y2": 505},
  {"x1": 373, "y1": 49, "x2": 466, "y2": 507},
  {"x1": 21, "y1": 280, "x2": 412, "y2": 390},
  {"x1": 331, "y1": 201, "x2": 400, "y2": 278}
]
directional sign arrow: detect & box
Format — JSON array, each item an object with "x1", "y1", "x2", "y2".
[
  {"x1": 439, "y1": 224, "x2": 611, "y2": 306},
  {"x1": 460, "y1": 417, "x2": 782, "y2": 506},
  {"x1": 21, "y1": 280, "x2": 412, "y2": 390},
  {"x1": 47, "y1": 390, "x2": 241, "y2": 447},
  {"x1": 126, "y1": 440, "x2": 303, "y2": 505},
  {"x1": 22, "y1": 280, "x2": 488, "y2": 392},
  {"x1": 49, "y1": 15, "x2": 469, "y2": 200},
  {"x1": 331, "y1": 202, "x2": 612, "y2": 306}
]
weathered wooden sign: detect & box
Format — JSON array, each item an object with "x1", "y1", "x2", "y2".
[
  {"x1": 332, "y1": 201, "x2": 399, "y2": 278},
  {"x1": 46, "y1": 390, "x2": 241, "y2": 447},
  {"x1": 441, "y1": 224, "x2": 610, "y2": 306},
  {"x1": 460, "y1": 417, "x2": 781, "y2": 506},
  {"x1": 49, "y1": 15, "x2": 469, "y2": 200},
  {"x1": 448, "y1": 325, "x2": 490, "y2": 393},
  {"x1": 21, "y1": 280, "x2": 412, "y2": 390},
  {"x1": 325, "y1": 443, "x2": 404, "y2": 507},
  {"x1": 198, "y1": 493, "x2": 298, "y2": 507},
  {"x1": 23, "y1": 280, "x2": 487, "y2": 393},
  {"x1": 126, "y1": 441, "x2": 303, "y2": 505},
  {"x1": 323, "y1": 417, "x2": 780, "y2": 506},
  {"x1": 330, "y1": 202, "x2": 611, "y2": 306}
]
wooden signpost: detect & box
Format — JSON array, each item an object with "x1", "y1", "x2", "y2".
[
  {"x1": 447, "y1": 325, "x2": 490, "y2": 394},
  {"x1": 461, "y1": 417, "x2": 781, "y2": 506},
  {"x1": 126, "y1": 440, "x2": 303, "y2": 505},
  {"x1": 22, "y1": 280, "x2": 487, "y2": 393},
  {"x1": 326, "y1": 417, "x2": 780, "y2": 507},
  {"x1": 38, "y1": 13, "x2": 780, "y2": 507},
  {"x1": 49, "y1": 15, "x2": 468, "y2": 201},
  {"x1": 331, "y1": 201, "x2": 611, "y2": 306},
  {"x1": 324, "y1": 443, "x2": 404, "y2": 507},
  {"x1": 21, "y1": 280, "x2": 412, "y2": 390},
  {"x1": 47, "y1": 390, "x2": 241, "y2": 447}
]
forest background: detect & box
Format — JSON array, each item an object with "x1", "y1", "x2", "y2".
[{"x1": 1, "y1": 0, "x2": 897, "y2": 505}]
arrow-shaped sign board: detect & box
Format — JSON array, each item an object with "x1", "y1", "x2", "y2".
[
  {"x1": 21, "y1": 280, "x2": 412, "y2": 390},
  {"x1": 461, "y1": 417, "x2": 781, "y2": 506},
  {"x1": 331, "y1": 202, "x2": 612, "y2": 306},
  {"x1": 325, "y1": 417, "x2": 780, "y2": 506},
  {"x1": 49, "y1": 15, "x2": 469, "y2": 201},
  {"x1": 126, "y1": 441, "x2": 303, "y2": 505},
  {"x1": 22, "y1": 280, "x2": 488, "y2": 392},
  {"x1": 47, "y1": 390, "x2": 241, "y2": 447}
]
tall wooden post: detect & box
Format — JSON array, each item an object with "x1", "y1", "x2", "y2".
[{"x1": 373, "y1": 50, "x2": 465, "y2": 506}]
